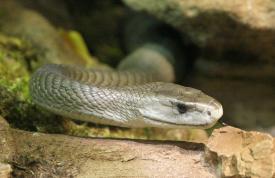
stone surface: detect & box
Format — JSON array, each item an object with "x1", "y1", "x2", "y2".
[
  {"x1": 1, "y1": 114, "x2": 274, "y2": 177},
  {"x1": 0, "y1": 163, "x2": 12, "y2": 178},
  {"x1": 124, "y1": 0, "x2": 275, "y2": 52},
  {"x1": 125, "y1": 0, "x2": 275, "y2": 27},
  {"x1": 0, "y1": 116, "x2": 13, "y2": 163},
  {"x1": 8, "y1": 129, "x2": 215, "y2": 177},
  {"x1": 0, "y1": 1, "x2": 87, "y2": 66},
  {"x1": 206, "y1": 126, "x2": 275, "y2": 177}
]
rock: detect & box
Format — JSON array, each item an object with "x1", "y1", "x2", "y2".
[
  {"x1": 1, "y1": 115, "x2": 274, "y2": 177},
  {"x1": 124, "y1": 0, "x2": 275, "y2": 28},
  {"x1": 0, "y1": 163, "x2": 12, "y2": 178},
  {"x1": 0, "y1": 116, "x2": 14, "y2": 163},
  {"x1": 123, "y1": 0, "x2": 275, "y2": 63},
  {"x1": 0, "y1": 1, "x2": 87, "y2": 66},
  {"x1": 206, "y1": 126, "x2": 275, "y2": 177}
]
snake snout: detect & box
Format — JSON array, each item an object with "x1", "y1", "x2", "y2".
[{"x1": 207, "y1": 99, "x2": 223, "y2": 121}]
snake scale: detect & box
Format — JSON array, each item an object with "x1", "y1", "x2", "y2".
[{"x1": 30, "y1": 44, "x2": 223, "y2": 128}]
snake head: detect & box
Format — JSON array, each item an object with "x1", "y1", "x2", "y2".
[{"x1": 139, "y1": 82, "x2": 223, "y2": 128}]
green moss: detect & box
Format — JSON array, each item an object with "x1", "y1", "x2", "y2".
[{"x1": 0, "y1": 34, "x2": 33, "y2": 101}]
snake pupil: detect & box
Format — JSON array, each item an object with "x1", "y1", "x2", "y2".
[{"x1": 176, "y1": 103, "x2": 187, "y2": 114}]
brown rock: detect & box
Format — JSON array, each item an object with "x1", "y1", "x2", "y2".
[
  {"x1": 206, "y1": 126, "x2": 275, "y2": 177},
  {"x1": 0, "y1": 116, "x2": 14, "y2": 163},
  {"x1": 0, "y1": 1, "x2": 87, "y2": 66},
  {"x1": 124, "y1": 0, "x2": 275, "y2": 29},
  {"x1": 0, "y1": 117, "x2": 12, "y2": 178},
  {"x1": 0, "y1": 163, "x2": 12, "y2": 178},
  {"x1": 123, "y1": 0, "x2": 275, "y2": 62},
  {"x1": 1, "y1": 115, "x2": 275, "y2": 177}
]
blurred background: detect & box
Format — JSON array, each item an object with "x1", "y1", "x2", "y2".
[{"x1": 0, "y1": 0, "x2": 274, "y2": 141}]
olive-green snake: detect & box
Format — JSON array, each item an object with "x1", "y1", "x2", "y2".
[{"x1": 30, "y1": 44, "x2": 223, "y2": 128}]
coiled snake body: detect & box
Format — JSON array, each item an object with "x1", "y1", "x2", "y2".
[{"x1": 30, "y1": 45, "x2": 223, "y2": 128}]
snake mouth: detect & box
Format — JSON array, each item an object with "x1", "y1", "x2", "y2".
[{"x1": 143, "y1": 116, "x2": 212, "y2": 128}]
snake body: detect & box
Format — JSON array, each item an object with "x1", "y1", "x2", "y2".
[{"x1": 30, "y1": 62, "x2": 223, "y2": 128}]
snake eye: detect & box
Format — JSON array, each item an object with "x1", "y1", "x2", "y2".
[{"x1": 176, "y1": 103, "x2": 187, "y2": 114}]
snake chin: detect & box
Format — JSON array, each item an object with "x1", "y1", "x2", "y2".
[{"x1": 143, "y1": 110, "x2": 221, "y2": 129}]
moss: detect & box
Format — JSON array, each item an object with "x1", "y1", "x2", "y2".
[{"x1": 0, "y1": 34, "x2": 34, "y2": 100}]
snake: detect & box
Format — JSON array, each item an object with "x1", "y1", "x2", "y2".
[{"x1": 30, "y1": 44, "x2": 223, "y2": 129}]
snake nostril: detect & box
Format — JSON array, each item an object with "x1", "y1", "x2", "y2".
[{"x1": 207, "y1": 111, "x2": 211, "y2": 116}]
